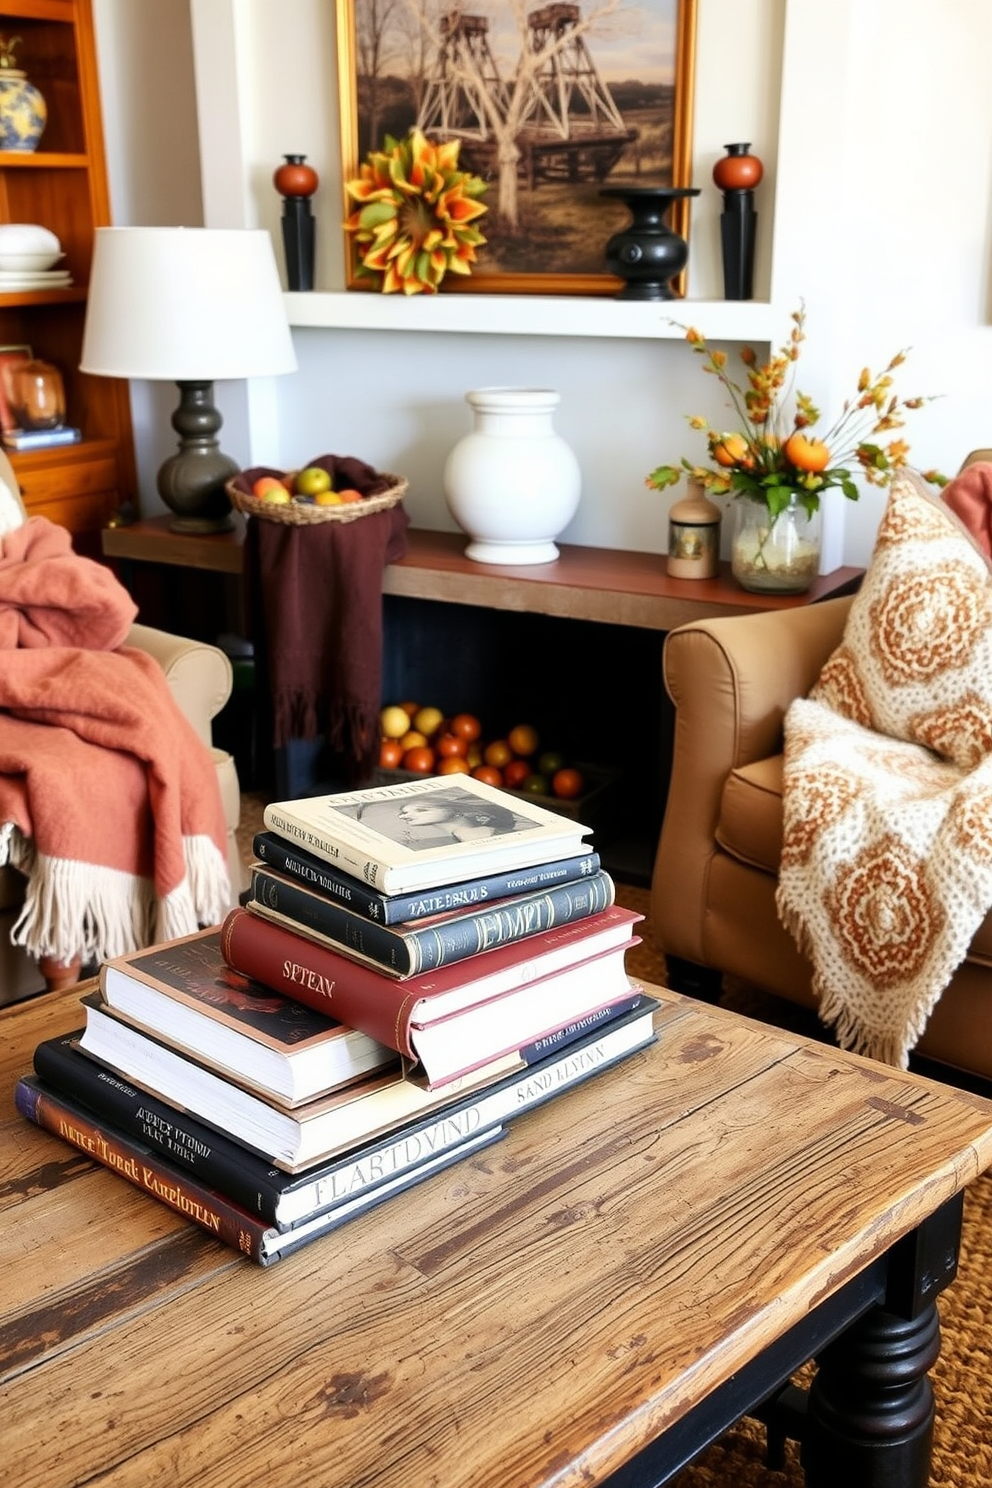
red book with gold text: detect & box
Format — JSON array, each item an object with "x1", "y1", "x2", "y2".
[{"x1": 219, "y1": 903, "x2": 642, "y2": 1089}]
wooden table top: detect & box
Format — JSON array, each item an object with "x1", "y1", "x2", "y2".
[{"x1": 4, "y1": 981, "x2": 992, "y2": 1488}]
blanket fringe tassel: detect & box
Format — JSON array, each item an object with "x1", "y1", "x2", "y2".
[
  {"x1": 4, "y1": 828, "x2": 230, "y2": 968},
  {"x1": 775, "y1": 895, "x2": 925, "y2": 1070}
]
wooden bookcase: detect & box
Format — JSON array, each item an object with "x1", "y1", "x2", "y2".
[{"x1": 0, "y1": 0, "x2": 135, "y2": 548}]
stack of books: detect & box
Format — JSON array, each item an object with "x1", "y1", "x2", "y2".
[{"x1": 16, "y1": 776, "x2": 657, "y2": 1265}]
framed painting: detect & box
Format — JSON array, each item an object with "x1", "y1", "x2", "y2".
[{"x1": 336, "y1": 0, "x2": 697, "y2": 296}]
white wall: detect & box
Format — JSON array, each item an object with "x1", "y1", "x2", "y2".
[
  {"x1": 92, "y1": 0, "x2": 204, "y2": 508},
  {"x1": 93, "y1": 0, "x2": 992, "y2": 568}
]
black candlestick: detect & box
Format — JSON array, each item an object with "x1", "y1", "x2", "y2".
[
  {"x1": 273, "y1": 154, "x2": 319, "y2": 291},
  {"x1": 719, "y1": 190, "x2": 757, "y2": 301},
  {"x1": 712, "y1": 143, "x2": 763, "y2": 301}
]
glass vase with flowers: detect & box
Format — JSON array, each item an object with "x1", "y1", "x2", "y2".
[{"x1": 646, "y1": 303, "x2": 943, "y2": 593}]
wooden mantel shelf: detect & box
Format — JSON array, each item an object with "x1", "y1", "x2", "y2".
[
  {"x1": 384, "y1": 530, "x2": 862, "y2": 630},
  {"x1": 101, "y1": 518, "x2": 862, "y2": 632}
]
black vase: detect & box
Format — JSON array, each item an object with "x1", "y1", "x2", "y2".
[{"x1": 600, "y1": 186, "x2": 701, "y2": 301}]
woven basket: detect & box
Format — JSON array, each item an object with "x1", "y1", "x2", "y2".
[{"x1": 227, "y1": 471, "x2": 407, "y2": 526}]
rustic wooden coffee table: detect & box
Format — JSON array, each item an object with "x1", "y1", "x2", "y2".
[{"x1": 3, "y1": 980, "x2": 991, "y2": 1488}]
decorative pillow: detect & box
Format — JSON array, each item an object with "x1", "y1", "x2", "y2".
[{"x1": 812, "y1": 467, "x2": 992, "y2": 770}]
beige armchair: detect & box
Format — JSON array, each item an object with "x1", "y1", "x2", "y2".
[
  {"x1": 651, "y1": 595, "x2": 992, "y2": 1085},
  {"x1": 0, "y1": 468, "x2": 246, "y2": 1003}
]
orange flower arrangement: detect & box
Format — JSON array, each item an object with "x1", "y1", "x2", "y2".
[
  {"x1": 344, "y1": 129, "x2": 488, "y2": 296},
  {"x1": 647, "y1": 303, "x2": 943, "y2": 522}
]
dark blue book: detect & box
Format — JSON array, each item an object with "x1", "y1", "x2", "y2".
[
  {"x1": 249, "y1": 863, "x2": 617, "y2": 977},
  {"x1": 252, "y1": 829, "x2": 603, "y2": 924}
]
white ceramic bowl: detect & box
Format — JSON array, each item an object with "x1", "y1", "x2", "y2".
[
  {"x1": 0, "y1": 224, "x2": 62, "y2": 271},
  {"x1": 0, "y1": 250, "x2": 64, "y2": 272}
]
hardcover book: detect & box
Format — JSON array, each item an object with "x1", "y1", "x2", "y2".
[
  {"x1": 247, "y1": 862, "x2": 616, "y2": 977},
  {"x1": 252, "y1": 829, "x2": 604, "y2": 924},
  {"x1": 261, "y1": 774, "x2": 592, "y2": 894},
  {"x1": 221, "y1": 903, "x2": 643, "y2": 1087},
  {"x1": 16, "y1": 1074, "x2": 503, "y2": 1266},
  {"x1": 2, "y1": 424, "x2": 82, "y2": 450},
  {"x1": 31, "y1": 996, "x2": 653, "y2": 1230},
  {"x1": 77, "y1": 993, "x2": 525, "y2": 1171},
  {"x1": 99, "y1": 929, "x2": 397, "y2": 1107}
]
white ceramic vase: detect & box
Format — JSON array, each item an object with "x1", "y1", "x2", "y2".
[{"x1": 443, "y1": 387, "x2": 581, "y2": 564}]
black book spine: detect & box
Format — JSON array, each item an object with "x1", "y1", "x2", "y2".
[
  {"x1": 250, "y1": 866, "x2": 616, "y2": 977},
  {"x1": 33, "y1": 1034, "x2": 286, "y2": 1222},
  {"x1": 253, "y1": 830, "x2": 603, "y2": 925},
  {"x1": 16, "y1": 1076, "x2": 272, "y2": 1264}
]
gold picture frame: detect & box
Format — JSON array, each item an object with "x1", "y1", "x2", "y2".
[{"x1": 337, "y1": 0, "x2": 697, "y2": 296}]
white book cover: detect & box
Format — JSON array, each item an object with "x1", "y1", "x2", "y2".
[{"x1": 262, "y1": 774, "x2": 592, "y2": 894}]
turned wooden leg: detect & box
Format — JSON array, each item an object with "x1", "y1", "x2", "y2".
[
  {"x1": 801, "y1": 1303, "x2": 941, "y2": 1488},
  {"x1": 38, "y1": 954, "x2": 83, "y2": 993}
]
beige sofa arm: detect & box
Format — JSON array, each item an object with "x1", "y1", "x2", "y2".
[
  {"x1": 125, "y1": 624, "x2": 233, "y2": 749},
  {"x1": 651, "y1": 594, "x2": 853, "y2": 967}
]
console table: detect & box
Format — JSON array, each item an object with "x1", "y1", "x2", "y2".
[
  {"x1": 102, "y1": 518, "x2": 863, "y2": 876},
  {"x1": 101, "y1": 518, "x2": 862, "y2": 629},
  {"x1": 4, "y1": 979, "x2": 991, "y2": 1488}
]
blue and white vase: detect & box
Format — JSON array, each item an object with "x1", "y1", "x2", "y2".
[{"x1": 0, "y1": 48, "x2": 46, "y2": 153}]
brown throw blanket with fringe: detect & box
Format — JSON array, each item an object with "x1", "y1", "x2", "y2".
[{"x1": 244, "y1": 456, "x2": 409, "y2": 784}]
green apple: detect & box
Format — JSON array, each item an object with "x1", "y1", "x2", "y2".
[{"x1": 295, "y1": 465, "x2": 333, "y2": 497}]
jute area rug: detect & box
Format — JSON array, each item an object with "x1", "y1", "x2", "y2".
[{"x1": 238, "y1": 796, "x2": 992, "y2": 1485}]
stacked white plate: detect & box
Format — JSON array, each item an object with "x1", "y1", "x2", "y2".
[{"x1": 0, "y1": 268, "x2": 72, "y2": 291}]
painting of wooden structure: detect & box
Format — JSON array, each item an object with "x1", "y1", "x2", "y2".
[{"x1": 416, "y1": 5, "x2": 638, "y2": 187}]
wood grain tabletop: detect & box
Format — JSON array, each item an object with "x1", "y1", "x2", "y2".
[{"x1": 4, "y1": 980, "x2": 992, "y2": 1488}]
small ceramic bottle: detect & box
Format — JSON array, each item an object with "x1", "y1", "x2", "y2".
[{"x1": 668, "y1": 479, "x2": 721, "y2": 579}]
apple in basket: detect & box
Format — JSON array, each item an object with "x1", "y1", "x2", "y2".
[
  {"x1": 252, "y1": 476, "x2": 291, "y2": 504},
  {"x1": 294, "y1": 466, "x2": 333, "y2": 497}
]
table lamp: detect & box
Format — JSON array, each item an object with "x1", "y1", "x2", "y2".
[{"x1": 80, "y1": 226, "x2": 298, "y2": 533}]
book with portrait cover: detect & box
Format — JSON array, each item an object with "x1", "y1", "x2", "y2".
[
  {"x1": 98, "y1": 928, "x2": 397, "y2": 1108},
  {"x1": 262, "y1": 774, "x2": 592, "y2": 895},
  {"x1": 15, "y1": 1073, "x2": 503, "y2": 1265},
  {"x1": 252, "y1": 829, "x2": 604, "y2": 924},
  {"x1": 31, "y1": 995, "x2": 652, "y2": 1229},
  {"x1": 247, "y1": 862, "x2": 615, "y2": 977},
  {"x1": 221, "y1": 903, "x2": 641, "y2": 1089}
]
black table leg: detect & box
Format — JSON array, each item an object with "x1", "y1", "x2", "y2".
[
  {"x1": 802, "y1": 1302, "x2": 940, "y2": 1488},
  {"x1": 801, "y1": 1194, "x2": 963, "y2": 1487}
]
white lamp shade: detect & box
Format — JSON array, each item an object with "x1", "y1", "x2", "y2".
[{"x1": 80, "y1": 227, "x2": 298, "y2": 381}]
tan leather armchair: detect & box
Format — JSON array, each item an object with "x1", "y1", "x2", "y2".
[
  {"x1": 651, "y1": 595, "x2": 992, "y2": 1085},
  {"x1": 0, "y1": 471, "x2": 247, "y2": 1003}
]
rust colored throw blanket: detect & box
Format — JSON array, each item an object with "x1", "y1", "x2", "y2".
[
  {"x1": 243, "y1": 456, "x2": 409, "y2": 784},
  {"x1": 0, "y1": 518, "x2": 230, "y2": 968},
  {"x1": 942, "y1": 458, "x2": 992, "y2": 559}
]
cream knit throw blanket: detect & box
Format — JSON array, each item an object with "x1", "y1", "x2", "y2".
[{"x1": 778, "y1": 467, "x2": 992, "y2": 1069}]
